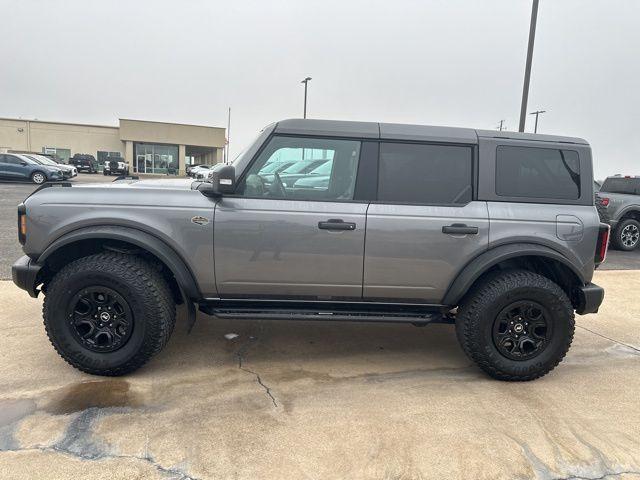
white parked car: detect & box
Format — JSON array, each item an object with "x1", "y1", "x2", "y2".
[
  {"x1": 190, "y1": 165, "x2": 212, "y2": 179},
  {"x1": 25, "y1": 154, "x2": 77, "y2": 178}
]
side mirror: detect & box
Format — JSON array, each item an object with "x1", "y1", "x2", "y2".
[
  {"x1": 20, "y1": 161, "x2": 27, "y2": 166},
  {"x1": 198, "y1": 164, "x2": 235, "y2": 197}
]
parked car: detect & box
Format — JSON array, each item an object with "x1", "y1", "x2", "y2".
[
  {"x1": 0, "y1": 153, "x2": 65, "y2": 184},
  {"x1": 596, "y1": 175, "x2": 640, "y2": 251},
  {"x1": 12, "y1": 119, "x2": 608, "y2": 381},
  {"x1": 103, "y1": 157, "x2": 130, "y2": 176},
  {"x1": 69, "y1": 154, "x2": 99, "y2": 173},
  {"x1": 24, "y1": 154, "x2": 77, "y2": 179},
  {"x1": 291, "y1": 159, "x2": 332, "y2": 190},
  {"x1": 186, "y1": 164, "x2": 203, "y2": 176},
  {"x1": 189, "y1": 165, "x2": 211, "y2": 179}
]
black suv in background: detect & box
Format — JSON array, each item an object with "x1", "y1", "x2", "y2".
[{"x1": 69, "y1": 154, "x2": 99, "y2": 173}]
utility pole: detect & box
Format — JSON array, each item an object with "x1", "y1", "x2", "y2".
[
  {"x1": 518, "y1": 0, "x2": 540, "y2": 132},
  {"x1": 498, "y1": 120, "x2": 505, "y2": 131},
  {"x1": 225, "y1": 107, "x2": 231, "y2": 163},
  {"x1": 301, "y1": 77, "x2": 312, "y2": 118},
  {"x1": 529, "y1": 109, "x2": 546, "y2": 133}
]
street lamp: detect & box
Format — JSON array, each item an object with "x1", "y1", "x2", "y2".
[
  {"x1": 301, "y1": 77, "x2": 312, "y2": 119},
  {"x1": 529, "y1": 110, "x2": 546, "y2": 133}
]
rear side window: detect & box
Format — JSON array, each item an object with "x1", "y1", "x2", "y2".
[
  {"x1": 378, "y1": 143, "x2": 473, "y2": 205},
  {"x1": 496, "y1": 146, "x2": 580, "y2": 200},
  {"x1": 601, "y1": 177, "x2": 639, "y2": 195}
]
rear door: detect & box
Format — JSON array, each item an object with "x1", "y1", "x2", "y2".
[
  {"x1": 214, "y1": 135, "x2": 372, "y2": 300},
  {"x1": 363, "y1": 141, "x2": 489, "y2": 303},
  {"x1": 0, "y1": 154, "x2": 28, "y2": 179}
]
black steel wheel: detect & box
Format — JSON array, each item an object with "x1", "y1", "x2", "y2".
[
  {"x1": 68, "y1": 286, "x2": 134, "y2": 353},
  {"x1": 492, "y1": 301, "x2": 552, "y2": 361},
  {"x1": 44, "y1": 252, "x2": 175, "y2": 376},
  {"x1": 456, "y1": 270, "x2": 574, "y2": 381}
]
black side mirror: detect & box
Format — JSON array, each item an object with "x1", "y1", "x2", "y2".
[{"x1": 198, "y1": 164, "x2": 236, "y2": 197}]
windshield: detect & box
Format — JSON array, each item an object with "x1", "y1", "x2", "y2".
[{"x1": 26, "y1": 155, "x2": 57, "y2": 166}]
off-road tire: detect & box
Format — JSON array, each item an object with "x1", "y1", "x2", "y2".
[
  {"x1": 612, "y1": 218, "x2": 640, "y2": 251},
  {"x1": 31, "y1": 171, "x2": 46, "y2": 184},
  {"x1": 455, "y1": 270, "x2": 574, "y2": 381},
  {"x1": 43, "y1": 252, "x2": 175, "y2": 376}
]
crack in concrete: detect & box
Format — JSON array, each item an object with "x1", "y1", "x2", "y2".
[
  {"x1": 0, "y1": 406, "x2": 199, "y2": 480},
  {"x1": 576, "y1": 325, "x2": 640, "y2": 354},
  {"x1": 235, "y1": 330, "x2": 278, "y2": 408}
]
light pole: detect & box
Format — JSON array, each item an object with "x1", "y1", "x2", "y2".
[
  {"x1": 518, "y1": 0, "x2": 540, "y2": 132},
  {"x1": 301, "y1": 77, "x2": 312, "y2": 119},
  {"x1": 529, "y1": 110, "x2": 546, "y2": 133},
  {"x1": 498, "y1": 120, "x2": 505, "y2": 131}
]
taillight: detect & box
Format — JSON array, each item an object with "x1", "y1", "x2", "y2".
[
  {"x1": 17, "y1": 203, "x2": 27, "y2": 245},
  {"x1": 595, "y1": 224, "x2": 610, "y2": 266},
  {"x1": 599, "y1": 197, "x2": 610, "y2": 207}
]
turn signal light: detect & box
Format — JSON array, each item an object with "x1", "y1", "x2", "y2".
[
  {"x1": 594, "y1": 224, "x2": 610, "y2": 266},
  {"x1": 18, "y1": 204, "x2": 26, "y2": 245}
]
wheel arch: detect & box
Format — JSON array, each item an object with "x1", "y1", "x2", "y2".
[
  {"x1": 617, "y1": 207, "x2": 640, "y2": 223},
  {"x1": 442, "y1": 243, "x2": 586, "y2": 308},
  {"x1": 36, "y1": 225, "x2": 201, "y2": 303}
]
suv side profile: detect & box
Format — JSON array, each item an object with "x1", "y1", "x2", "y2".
[
  {"x1": 12, "y1": 119, "x2": 608, "y2": 381},
  {"x1": 596, "y1": 176, "x2": 640, "y2": 251}
]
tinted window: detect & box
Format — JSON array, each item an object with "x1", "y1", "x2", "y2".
[
  {"x1": 377, "y1": 143, "x2": 473, "y2": 204},
  {"x1": 239, "y1": 136, "x2": 361, "y2": 201},
  {"x1": 496, "y1": 146, "x2": 580, "y2": 200},
  {"x1": 601, "y1": 177, "x2": 639, "y2": 195},
  {"x1": 3, "y1": 155, "x2": 23, "y2": 165}
]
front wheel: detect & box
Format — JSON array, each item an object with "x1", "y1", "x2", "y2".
[
  {"x1": 613, "y1": 218, "x2": 640, "y2": 251},
  {"x1": 43, "y1": 252, "x2": 176, "y2": 376},
  {"x1": 455, "y1": 270, "x2": 574, "y2": 381},
  {"x1": 31, "y1": 171, "x2": 46, "y2": 184}
]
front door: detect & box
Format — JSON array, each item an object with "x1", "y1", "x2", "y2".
[
  {"x1": 214, "y1": 135, "x2": 368, "y2": 300},
  {"x1": 363, "y1": 141, "x2": 489, "y2": 303}
]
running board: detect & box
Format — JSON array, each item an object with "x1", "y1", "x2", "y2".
[{"x1": 199, "y1": 303, "x2": 452, "y2": 324}]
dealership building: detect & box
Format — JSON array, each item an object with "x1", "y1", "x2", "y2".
[{"x1": 0, "y1": 117, "x2": 226, "y2": 175}]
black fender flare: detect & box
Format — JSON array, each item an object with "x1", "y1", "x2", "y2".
[
  {"x1": 441, "y1": 243, "x2": 586, "y2": 306},
  {"x1": 615, "y1": 205, "x2": 640, "y2": 224},
  {"x1": 37, "y1": 225, "x2": 201, "y2": 300}
]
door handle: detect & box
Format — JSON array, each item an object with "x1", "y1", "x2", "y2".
[
  {"x1": 318, "y1": 219, "x2": 356, "y2": 231},
  {"x1": 442, "y1": 223, "x2": 479, "y2": 235}
]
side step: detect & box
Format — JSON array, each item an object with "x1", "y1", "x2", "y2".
[{"x1": 199, "y1": 301, "x2": 453, "y2": 324}]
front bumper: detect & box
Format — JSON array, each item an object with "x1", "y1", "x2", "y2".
[
  {"x1": 12, "y1": 255, "x2": 42, "y2": 298},
  {"x1": 575, "y1": 282, "x2": 604, "y2": 315}
]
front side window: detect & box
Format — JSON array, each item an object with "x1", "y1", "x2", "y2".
[
  {"x1": 496, "y1": 146, "x2": 580, "y2": 200},
  {"x1": 378, "y1": 142, "x2": 473, "y2": 205},
  {"x1": 237, "y1": 136, "x2": 361, "y2": 201}
]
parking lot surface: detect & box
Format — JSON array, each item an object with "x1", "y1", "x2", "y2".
[{"x1": 0, "y1": 270, "x2": 639, "y2": 479}]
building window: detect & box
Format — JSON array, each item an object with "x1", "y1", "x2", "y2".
[
  {"x1": 134, "y1": 143, "x2": 179, "y2": 175},
  {"x1": 42, "y1": 147, "x2": 71, "y2": 163}
]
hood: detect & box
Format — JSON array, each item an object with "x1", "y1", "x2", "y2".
[{"x1": 75, "y1": 178, "x2": 197, "y2": 191}]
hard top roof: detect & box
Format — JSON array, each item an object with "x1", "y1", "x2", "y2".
[{"x1": 274, "y1": 118, "x2": 588, "y2": 145}]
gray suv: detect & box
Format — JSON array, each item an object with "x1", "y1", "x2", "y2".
[
  {"x1": 596, "y1": 176, "x2": 640, "y2": 251},
  {"x1": 12, "y1": 119, "x2": 609, "y2": 380}
]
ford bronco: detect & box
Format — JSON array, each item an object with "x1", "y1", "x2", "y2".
[{"x1": 12, "y1": 119, "x2": 609, "y2": 380}]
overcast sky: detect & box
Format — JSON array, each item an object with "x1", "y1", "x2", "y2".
[{"x1": 1, "y1": 0, "x2": 638, "y2": 178}]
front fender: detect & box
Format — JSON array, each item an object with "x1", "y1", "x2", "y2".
[{"x1": 37, "y1": 225, "x2": 201, "y2": 300}]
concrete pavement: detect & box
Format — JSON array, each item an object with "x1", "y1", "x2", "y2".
[{"x1": 0, "y1": 270, "x2": 639, "y2": 479}]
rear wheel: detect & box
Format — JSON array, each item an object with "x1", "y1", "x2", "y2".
[
  {"x1": 43, "y1": 252, "x2": 175, "y2": 376},
  {"x1": 455, "y1": 270, "x2": 574, "y2": 381},
  {"x1": 613, "y1": 218, "x2": 640, "y2": 251},
  {"x1": 31, "y1": 171, "x2": 46, "y2": 184}
]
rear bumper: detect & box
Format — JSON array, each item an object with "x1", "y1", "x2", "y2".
[
  {"x1": 12, "y1": 255, "x2": 42, "y2": 298},
  {"x1": 575, "y1": 282, "x2": 604, "y2": 315}
]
